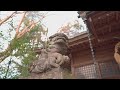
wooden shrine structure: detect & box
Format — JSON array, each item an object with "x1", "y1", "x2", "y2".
[{"x1": 68, "y1": 11, "x2": 120, "y2": 79}]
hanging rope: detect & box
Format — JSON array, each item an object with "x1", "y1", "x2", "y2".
[
  {"x1": 86, "y1": 27, "x2": 101, "y2": 79},
  {"x1": 83, "y1": 17, "x2": 101, "y2": 79}
]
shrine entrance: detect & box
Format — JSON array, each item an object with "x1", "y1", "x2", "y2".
[
  {"x1": 68, "y1": 11, "x2": 120, "y2": 79},
  {"x1": 69, "y1": 27, "x2": 120, "y2": 79},
  {"x1": 74, "y1": 60, "x2": 120, "y2": 79}
]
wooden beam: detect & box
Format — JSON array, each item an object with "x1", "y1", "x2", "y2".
[
  {"x1": 88, "y1": 11, "x2": 107, "y2": 19},
  {"x1": 99, "y1": 23, "x2": 118, "y2": 33},
  {"x1": 116, "y1": 11, "x2": 119, "y2": 21},
  {"x1": 97, "y1": 31, "x2": 120, "y2": 42},
  {"x1": 109, "y1": 25, "x2": 111, "y2": 32}
]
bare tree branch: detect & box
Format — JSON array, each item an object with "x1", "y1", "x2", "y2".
[
  {"x1": 0, "y1": 11, "x2": 47, "y2": 63},
  {"x1": 16, "y1": 11, "x2": 27, "y2": 35},
  {"x1": 0, "y1": 11, "x2": 16, "y2": 26},
  {"x1": 17, "y1": 24, "x2": 35, "y2": 39}
]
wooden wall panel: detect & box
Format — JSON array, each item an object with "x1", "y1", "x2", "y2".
[{"x1": 71, "y1": 45, "x2": 116, "y2": 67}]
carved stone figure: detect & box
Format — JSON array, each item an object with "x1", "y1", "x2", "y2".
[
  {"x1": 114, "y1": 42, "x2": 120, "y2": 65},
  {"x1": 48, "y1": 53, "x2": 70, "y2": 68},
  {"x1": 26, "y1": 33, "x2": 71, "y2": 79}
]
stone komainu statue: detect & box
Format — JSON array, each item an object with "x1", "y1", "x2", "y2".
[
  {"x1": 28, "y1": 33, "x2": 70, "y2": 75},
  {"x1": 114, "y1": 42, "x2": 120, "y2": 64}
]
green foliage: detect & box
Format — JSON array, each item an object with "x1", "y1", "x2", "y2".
[
  {"x1": 13, "y1": 24, "x2": 47, "y2": 78},
  {"x1": 0, "y1": 12, "x2": 49, "y2": 78},
  {"x1": 0, "y1": 64, "x2": 20, "y2": 79},
  {"x1": 0, "y1": 32, "x2": 3, "y2": 37},
  {"x1": 0, "y1": 23, "x2": 48, "y2": 78},
  {"x1": 23, "y1": 17, "x2": 30, "y2": 26}
]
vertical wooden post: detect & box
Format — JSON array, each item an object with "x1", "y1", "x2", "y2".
[
  {"x1": 70, "y1": 52, "x2": 75, "y2": 77},
  {"x1": 94, "y1": 62, "x2": 102, "y2": 79}
]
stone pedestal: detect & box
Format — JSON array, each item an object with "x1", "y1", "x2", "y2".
[
  {"x1": 26, "y1": 67, "x2": 72, "y2": 79},
  {"x1": 21, "y1": 33, "x2": 72, "y2": 79}
]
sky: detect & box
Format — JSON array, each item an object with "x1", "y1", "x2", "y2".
[
  {"x1": 0, "y1": 11, "x2": 86, "y2": 78},
  {"x1": 0, "y1": 11, "x2": 86, "y2": 49},
  {"x1": 0, "y1": 11, "x2": 86, "y2": 57},
  {"x1": 0, "y1": 11, "x2": 85, "y2": 37},
  {"x1": 41, "y1": 11, "x2": 85, "y2": 37},
  {"x1": 0, "y1": 11, "x2": 86, "y2": 64}
]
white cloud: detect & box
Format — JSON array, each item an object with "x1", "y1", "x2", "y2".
[{"x1": 42, "y1": 11, "x2": 81, "y2": 37}]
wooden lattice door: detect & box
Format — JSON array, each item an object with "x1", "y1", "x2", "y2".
[{"x1": 74, "y1": 60, "x2": 120, "y2": 79}]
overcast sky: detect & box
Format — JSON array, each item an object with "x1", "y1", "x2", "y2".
[
  {"x1": 0, "y1": 11, "x2": 85, "y2": 36},
  {"x1": 0, "y1": 11, "x2": 85, "y2": 48},
  {"x1": 0, "y1": 11, "x2": 86, "y2": 77},
  {"x1": 41, "y1": 11, "x2": 84, "y2": 36},
  {"x1": 0, "y1": 11, "x2": 86, "y2": 49}
]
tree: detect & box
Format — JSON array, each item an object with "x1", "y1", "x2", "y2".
[
  {"x1": 0, "y1": 11, "x2": 49, "y2": 78},
  {"x1": 57, "y1": 20, "x2": 85, "y2": 38}
]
